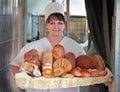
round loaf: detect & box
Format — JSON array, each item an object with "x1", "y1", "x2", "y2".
[
  {"x1": 76, "y1": 55, "x2": 95, "y2": 69},
  {"x1": 53, "y1": 58, "x2": 72, "y2": 73}
]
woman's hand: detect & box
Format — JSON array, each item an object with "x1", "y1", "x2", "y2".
[{"x1": 11, "y1": 65, "x2": 20, "y2": 76}]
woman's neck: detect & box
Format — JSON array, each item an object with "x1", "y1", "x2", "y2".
[{"x1": 47, "y1": 35, "x2": 64, "y2": 47}]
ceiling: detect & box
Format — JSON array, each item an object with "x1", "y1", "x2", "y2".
[{"x1": 27, "y1": 0, "x2": 86, "y2": 16}]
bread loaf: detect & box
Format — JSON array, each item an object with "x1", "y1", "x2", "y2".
[
  {"x1": 76, "y1": 55, "x2": 95, "y2": 69},
  {"x1": 24, "y1": 49, "x2": 40, "y2": 67},
  {"x1": 53, "y1": 58, "x2": 72, "y2": 73},
  {"x1": 52, "y1": 44, "x2": 65, "y2": 60},
  {"x1": 42, "y1": 51, "x2": 53, "y2": 70},
  {"x1": 70, "y1": 67, "x2": 81, "y2": 77},
  {"x1": 92, "y1": 54, "x2": 106, "y2": 70},
  {"x1": 65, "y1": 52, "x2": 76, "y2": 69}
]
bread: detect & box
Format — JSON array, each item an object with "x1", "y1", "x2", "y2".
[
  {"x1": 52, "y1": 44, "x2": 65, "y2": 60},
  {"x1": 42, "y1": 51, "x2": 53, "y2": 70},
  {"x1": 92, "y1": 54, "x2": 106, "y2": 70},
  {"x1": 42, "y1": 68, "x2": 54, "y2": 78},
  {"x1": 65, "y1": 52, "x2": 76, "y2": 69},
  {"x1": 70, "y1": 67, "x2": 81, "y2": 77},
  {"x1": 21, "y1": 62, "x2": 41, "y2": 77},
  {"x1": 88, "y1": 69, "x2": 100, "y2": 77},
  {"x1": 53, "y1": 68, "x2": 64, "y2": 77},
  {"x1": 24, "y1": 49, "x2": 41, "y2": 67},
  {"x1": 80, "y1": 69, "x2": 91, "y2": 78},
  {"x1": 76, "y1": 55, "x2": 95, "y2": 69},
  {"x1": 53, "y1": 58, "x2": 72, "y2": 73},
  {"x1": 61, "y1": 73, "x2": 74, "y2": 78},
  {"x1": 88, "y1": 69, "x2": 107, "y2": 77}
]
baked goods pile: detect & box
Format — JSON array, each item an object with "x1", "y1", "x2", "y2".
[{"x1": 20, "y1": 44, "x2": 107, "y2": 78}]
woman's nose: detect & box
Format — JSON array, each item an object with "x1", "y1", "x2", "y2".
[{"x1": 54, "y1": 24, "x2": 58, "y2": 29}]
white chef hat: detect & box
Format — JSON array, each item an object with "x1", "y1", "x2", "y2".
[{"x1": 45, "y1": 2, "x2": 64, "y2": 22}]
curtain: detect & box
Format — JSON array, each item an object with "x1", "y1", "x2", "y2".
[
  {"x1": 85, "y1": 0, "x2": 114, "y2": 69},
  {"x1": 84, "y1": 0, "x2": 114, "y2": 92}
]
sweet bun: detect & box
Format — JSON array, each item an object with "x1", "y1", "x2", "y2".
[
  {"x1": 76, "y1": 55, "x2": 95, "y2": 69},
  {"x1": 89, "y1": 69, "x2": 107, "y2": 77},
  {"x1": 52, "y1": 44, "x2": 65, "y2": 60},
  {"x1": 80, "y1": 69, "x2": 91, "y2": 78},
  {"x1": 42, "y1": 68, "x2": 54, "y2": 78},
  {"x1": 65, "y1": 52, "x2": 76, "y2": 69},
  {"x1": 92, "y1": 54, "x2": 106, "y2": 70},
  {"x1": 70, "y1": 67, "x2": 81, "y2": 77},
  {"x1": 53, "y1": 58, "x2": 72, "y2": 73},
  {"x1": 88, "y1": 69, "x2": 100, "y2": 77},
  {"x1": 24, "y1": 49, "x2": 41, "y2": 67}
]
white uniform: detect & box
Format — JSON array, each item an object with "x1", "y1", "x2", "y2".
[{"x1": 11, "y1": 36, "x2": 86, "y2": 92}]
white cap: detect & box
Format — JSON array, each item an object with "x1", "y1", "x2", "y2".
[{"x1": 45, "y1": 2, "x2": 64, "y2": 22}]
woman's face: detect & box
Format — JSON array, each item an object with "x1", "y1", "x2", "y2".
[{"x1": 46, "y1": 19, "x2": 65, "y2": 37}]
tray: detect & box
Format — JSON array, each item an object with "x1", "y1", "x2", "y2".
[{"x1": 15, "y1": 68, "x2": 113, "y2": 90}]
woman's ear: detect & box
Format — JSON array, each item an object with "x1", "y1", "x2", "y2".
[{"x1": 45, "y1": 24, "x2": 48, "y2": 29}]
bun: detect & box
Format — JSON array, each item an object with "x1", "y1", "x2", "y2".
[
  {"x1": 70, "y1": 67, "x2": 81, "y2": 77},
  {"x1": 42, "y1": 68, "x2": 54, "y2": 78},
  {"x1": 52, "y1": 44, "x2": 65, "y2": 60},
  {"x1": 92, "y1": 54, "x2": 106, "y2": 70},
  {"x1": 53, "y1": 58, "x2": 72, "y2": 73},
  {"x1": 76, "y1": 55, "x2": 95, "y2": 69},
  {"x1": 88, "y1": 69, "x2": 100, "y2": 77},
  {"x1": 65, "y1": 52, "x2": 76, "y2": 69},
  {"x1": 89, "y1": 69, "x2": 107, "y2": 77},
  {"x1": 24, "y1": 49, "x2": 40, "y2": 67},
  {"x1": 80, "y1": 69, "x2": 90, "y2": 78}
]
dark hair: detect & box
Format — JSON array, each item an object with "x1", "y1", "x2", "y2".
[{"x1": 46, "y1": 13, "x2": 65, "y2": 23}]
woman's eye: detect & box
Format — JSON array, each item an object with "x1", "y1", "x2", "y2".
[
  {"x1": 58, "y1": 22, "x2": 63, "y2": 25},
  {"x1": 49, "y1": 22, "x2": 54, "y2": 25}
]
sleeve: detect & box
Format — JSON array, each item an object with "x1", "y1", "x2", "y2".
[
  {"x1": 10, "y1": 42, "x2": 35, "y2": 67},
  {"x1": 10, "y1": 48, "x2": 25, "y2": 67}
]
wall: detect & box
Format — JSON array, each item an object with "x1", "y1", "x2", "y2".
[
  {"x1": 0, "y1": 0, "x2": 26, "y2": 92},
  {"x1": 38, "y1": 16, "x2": 88, "y2": 43}
]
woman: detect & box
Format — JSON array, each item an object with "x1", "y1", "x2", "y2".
[{"x1": 10, "y1": 2, "x2": 86, "y2": 92}]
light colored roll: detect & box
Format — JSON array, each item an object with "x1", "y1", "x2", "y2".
[{"x1": 42, "y1": 51, "x2": 53, "y2": 70}]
